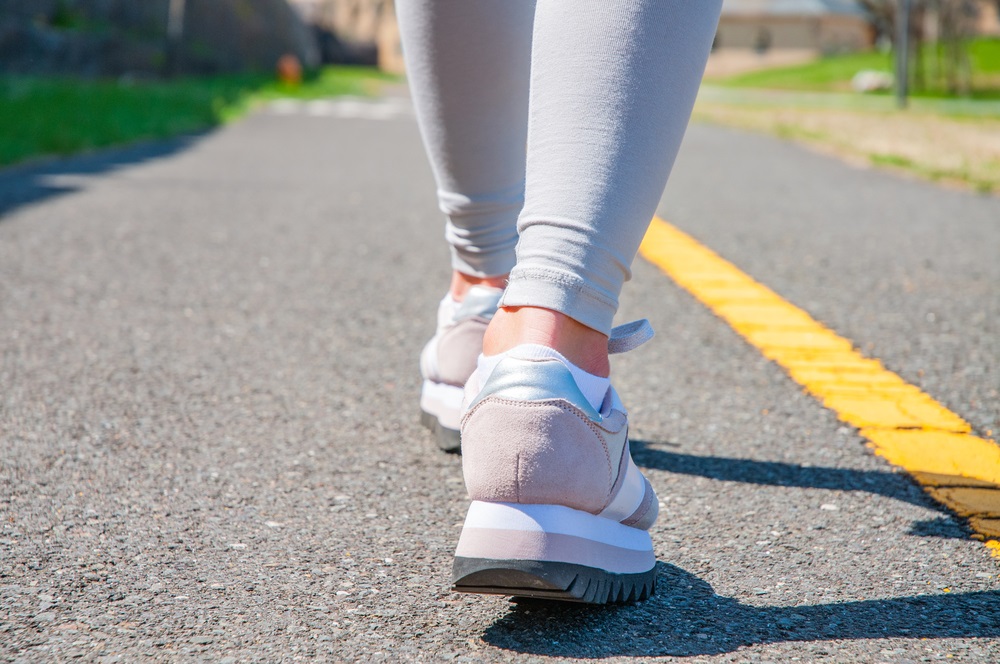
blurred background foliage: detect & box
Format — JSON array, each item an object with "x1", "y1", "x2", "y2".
[
  {"x1": 0, "y1": 67, "x2": 394, "y2": 168},
  {"x1": 0, "y1": 0, "x2": 398, "y2": 167},
  {"x1": 0, "y1": 0, "x2": 997, "y2": 179},
  {"x1": 0, "y1": 0, "x2": 319, "y2": 77}
]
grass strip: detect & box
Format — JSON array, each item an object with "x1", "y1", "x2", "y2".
[
  {"x1": 711, "y1": 38, "x2": 1000, "y2": 100},
  {"x1": 698, "y1": 39, "x2": 1000, "y2": 193},
  {"x1": 0, "y1": 66, "x2": 396, "y2": 168},
  {"x1": 713, "y1": 50, "x2": 895, "y2": 91},
  {"x1": 693, "y1": 101, "x2": 1000, "y2": 194}
]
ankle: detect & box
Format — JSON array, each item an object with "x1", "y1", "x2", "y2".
[
  {"x1": 482, "y1": 306, "x2": 610, "y2": 377},
  {"x1": 450, "y1": 271, "x2": 508, "y2": 301}
]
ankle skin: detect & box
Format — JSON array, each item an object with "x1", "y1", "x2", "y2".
[{"x1": 482, "y1": 306, "x2": 610, "y2": 378}]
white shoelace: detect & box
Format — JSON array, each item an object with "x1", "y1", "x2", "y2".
[{"x1": 608, "y1": 319, "x2": 654, "y2": 355}]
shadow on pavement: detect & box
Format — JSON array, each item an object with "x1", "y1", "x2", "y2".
[
  {"x1": 482, "y1": 562, "x2": 1000, "y2": 657},
  {"x1": 908, "y1": 517, "x2": 975, "y2": 540},
  {"x1": 480, "y1": 440, "x2": 993, "y2": 657},
  {"x1": 0, "y1": 136, "x2": 204, "y2": 220},
  {"x1": 629, "y1": 440, "x2": 952, "y2": 515}
]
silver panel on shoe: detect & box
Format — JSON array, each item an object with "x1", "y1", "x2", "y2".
[
  {"x1": 465, "y1": 356, "x2": 604, "y2": 423},
  {"x1": 454, "y1": 286, "x2": 503, "y2": 321}
]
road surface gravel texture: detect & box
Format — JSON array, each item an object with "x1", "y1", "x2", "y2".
[{"x1": 2, "y1": 97, "x2": 999, "y2": 662}]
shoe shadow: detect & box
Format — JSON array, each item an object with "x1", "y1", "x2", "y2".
[
  {"x1": 628, "y1": 439, "x2": 959, "y2": 517},
  {"x1": 479, "y1": 440, "x2": 997, "y2": 656},
  {"x1": 482, "y1": 562, "x2": 1000, "y2": 657}
]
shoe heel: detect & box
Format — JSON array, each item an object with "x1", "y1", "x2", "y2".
[
  {"x1": 419, "y1": 380, "x2": 463, "y2": 452},
  {"x1": 451, "y1": 502, "x2": 656, "y2": 604}
]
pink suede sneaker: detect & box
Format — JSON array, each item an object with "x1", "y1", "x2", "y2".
[
  {"x1": 419, "y1": 286, "x2": 503, "y2": 452},
  {"x1": 451, "y1": 320, "x2": 659, "y2": 604}
]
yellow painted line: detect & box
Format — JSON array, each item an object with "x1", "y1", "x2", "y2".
[{"x1": 639, "y1": 217, "x2": 1000, "y2": 546}]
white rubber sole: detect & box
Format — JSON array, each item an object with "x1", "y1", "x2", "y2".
[
  {"x1": 455, "y1": 501, "x2": 654, "y2": 575},
  {"x1": 452, "y1": 502, "x2": 656, "y2": 603},
  {"x1": 420, "y1": 380, "x2": 463, "y2": 430},
  {"x1": 419, "y1": 380, "x2": 463, "y2": 452}
]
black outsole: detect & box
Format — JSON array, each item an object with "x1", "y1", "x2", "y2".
[
  {"x1": 452, "y1": 557, "x2": 656, "y2": 604},
  {"x1": 420, "y1": 410, "x2": 462, "y2": 453}
]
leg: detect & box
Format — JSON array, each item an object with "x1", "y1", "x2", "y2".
[
  {"x1": 398, "y1": 0, "x2": 535, "y2": 447},
  {"x1": 485, "y1": 0, "x2": 724, "y2": 374},
  {"x1": 456, "y1": 0, "x2": 723, "y2": 602},
  {"x1": 396, "y1": 0, "x2": 535, "y2": 289}
]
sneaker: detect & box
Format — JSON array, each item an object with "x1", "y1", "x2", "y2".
[
  {"x1": 451, "y1": 320, "x2": 659, "y2": 604},
  {"x1": 420, "y1": 286, "x2": 503, "y2": 452}
]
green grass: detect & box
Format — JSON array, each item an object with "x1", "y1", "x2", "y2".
[
  {"x1": 869, "y1": 153, "x2": 917, "y2": 169},
  {"x1": 869, "y1": 151, "x2": 997, "y2": 193},
  {"x1": 713, "y1": 51, "x2": 893, "y2": 90},
  {"x1": 0, "y1": 66, "x2": 396, "y2": 168},
  {"x1": 968, "y1": 38, "x2": 1000, "y2": 74},
  {"x1": 713, "y1": 38, "x2": 1000, "y2": 99}
]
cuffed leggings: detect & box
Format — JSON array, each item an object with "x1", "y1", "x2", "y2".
[{"x1": 397, "y1": 0, "x2": 723, "y2": 335}]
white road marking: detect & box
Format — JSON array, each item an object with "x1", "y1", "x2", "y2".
[{"x1": 265, "y1": 97, "x2": 413, "y2": 120}]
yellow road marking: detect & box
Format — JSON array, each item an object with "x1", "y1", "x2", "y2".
[{"x1": 639, "y1": 217, "x2": 1000, "y2": 549}]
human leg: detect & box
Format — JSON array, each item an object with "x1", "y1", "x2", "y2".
[
  {"x1": 455, "y1": 0, "x2": 723, "y2": 602},
  {"x1": 396, "y1": 0, "x2": 535, "y2": 282},
  {"x1": 397, "y1": 0, "x2": 536, "y2": 448},
  {"x1": 494, "y1": 0, "x2": 725, "y2": 343}
]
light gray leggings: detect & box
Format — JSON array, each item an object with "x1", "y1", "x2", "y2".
[{"x1": 397, "y1": 0, "x2": 723, "y2": 335}]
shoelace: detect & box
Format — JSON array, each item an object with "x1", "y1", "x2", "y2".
[{"x1": 608, "y1": 319, "x2": 654, "y2": 355}]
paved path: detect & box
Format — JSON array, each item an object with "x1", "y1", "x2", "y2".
[
  {"x1": 2, "y1": 98, "x2": 999, "y2": 662},
  {"x1": 698, "y1": 85, "x2": 1000, "y2": 116}
]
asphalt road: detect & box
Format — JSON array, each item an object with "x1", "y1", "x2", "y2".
[{"x1": 2, "y1": 97, "x2": 999, "y2": 662}]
